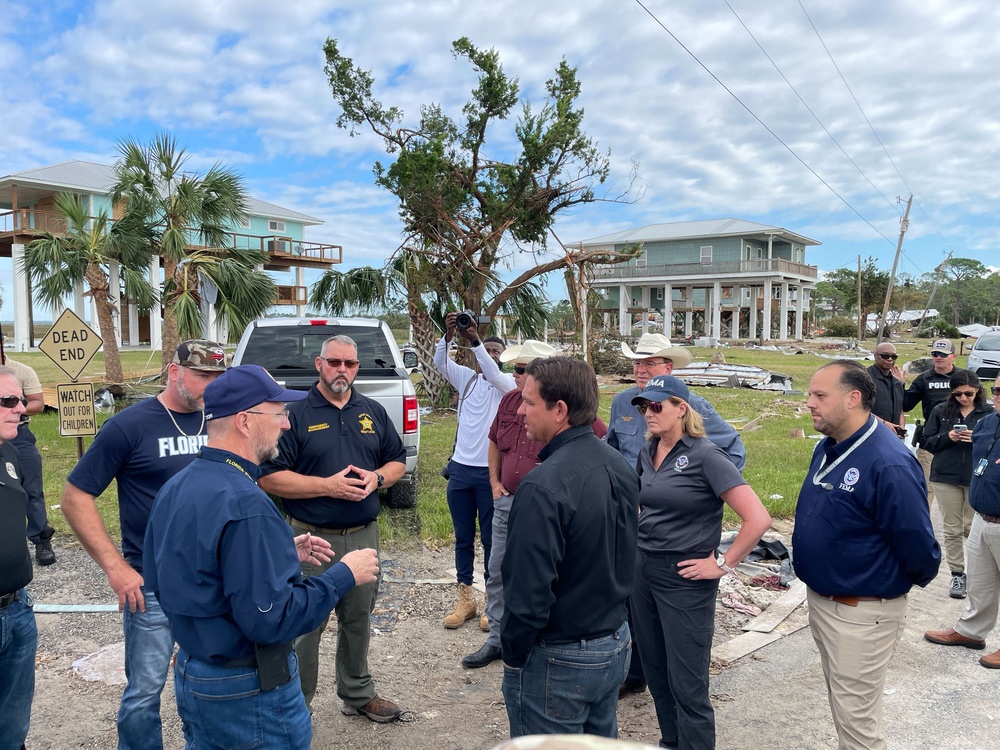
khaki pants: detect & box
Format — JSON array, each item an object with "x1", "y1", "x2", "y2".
[
  {"x1": 916, "y1": 448, "x2": 935, "y2": 508},
  {"x1": 955, "y1": 514, "x2": 1000, "y2": 641},
  {"x1": 290, "y1": 518, "x2": 380, "y2": 709},
  {"x1": 806, "y1": 589, "x2": 908, "y2": 750},
  {"x1": 930, "y1": 482, "x2": 974, "y2": 574}
]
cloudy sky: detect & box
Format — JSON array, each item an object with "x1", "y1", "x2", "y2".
[{"x1": 2, "y1": 0, "x2": 998, "y2": 313}]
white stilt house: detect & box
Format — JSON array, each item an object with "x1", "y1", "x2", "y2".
[
  {"x1": 0, "y1": 161, "x2": 341, "y2": 351},
  {"x1": 581, "y1": 219, "x2": 820, "y2": 342}
]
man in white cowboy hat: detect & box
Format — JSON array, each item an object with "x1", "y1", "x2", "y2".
[
  {"x1": 461, "y1": 340, "x2": 608, "y2": 669},
  {"x1": 607, "y1": 332, "x2": 746, "y2": 697}
]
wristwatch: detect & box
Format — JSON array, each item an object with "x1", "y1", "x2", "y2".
[
  {"x1": 376, "y1": 472, "x2": 385, "y2": 488},
  {"x1": 470, "y1": 339, "x2": 482, "y2": 348},
  {"x1": 716, "y1": 554, "x2": 736, "y2": 576}
]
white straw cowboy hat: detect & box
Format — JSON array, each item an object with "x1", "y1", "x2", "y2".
[
  {"x1": 620, "y1": 333, "x2": 693, "y2": 369},
  {"x1": 499, "y1": 339, "x2": 559, "y2": 364}
]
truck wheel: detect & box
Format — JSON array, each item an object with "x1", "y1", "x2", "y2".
[{"x1": 383, "y1": 472, "x2": 418, "y2": 509}]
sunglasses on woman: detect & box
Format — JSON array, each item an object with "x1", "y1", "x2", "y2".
[
  {"x1": 953, "y1": 390, "x2": 978, "y2": 399},
  {"x1": 0, "y1": 395, "x2": 28, "y2": 408},
  {"x1": 636, "y1": 401, "x2": 665, "y2": 415}
]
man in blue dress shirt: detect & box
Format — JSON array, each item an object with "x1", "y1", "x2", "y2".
[{"x1": 144, "y1": 365, "x2": 379, "y2": 749}]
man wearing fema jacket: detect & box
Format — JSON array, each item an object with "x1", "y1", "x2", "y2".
[{"x1": 793, "y1": 360, "x2": 940, "y2": 750}]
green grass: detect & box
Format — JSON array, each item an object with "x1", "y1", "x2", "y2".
[{"x1": 24, "y1": 339, "x2": 968, "y2": 548}]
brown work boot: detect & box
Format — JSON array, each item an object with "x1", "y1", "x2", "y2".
[
  {"x1": 444, "y1": 583, "x2": 477, "y2": 629},
  {"x1": 980, "y1": 649, "x2": 1000, "y2": 669},
  {"x1": 480, "y1": 592, "x2": 489, "y2": 632},
  {"x1": 923, "y1": 628, "x2": 986, "y2": 649},
  {"x1": 342, "y1": 696, "x2": 402, "y2": 723}
]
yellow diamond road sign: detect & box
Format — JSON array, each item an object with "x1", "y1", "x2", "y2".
[{"x1": 39, "y1": 308, "x2": 103, "y2": 381}]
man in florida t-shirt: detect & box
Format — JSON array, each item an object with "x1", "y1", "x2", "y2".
[{"x1": 61, "y1": 340, "x2": 227, "y2": 750}]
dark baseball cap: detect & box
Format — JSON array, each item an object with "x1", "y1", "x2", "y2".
[
  {"x1": 631, "y1": 374, "x2": 691, "y2": 405},
  {"x1": 173, "y1": 340, "x2": 228, "y2": 372},
  {"x1": 203, "y1": 365, "x2": 308, "y2": 420}
]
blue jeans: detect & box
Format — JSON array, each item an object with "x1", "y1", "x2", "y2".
[
  {"x1": 502, "y1": 620, "x2": 630, "y2": 738},
  {"x1": 0, "y1": 590, "x2": 36, "y2": 750},
  {"x1": 446, "y1": 461, "x2": 494, "y2": 585},
  {"x1": 118, "y1": 589, "x2": 174, "y2": 750},
  {"x1": 174, "y1": 648, "x2": 311, "y2": 750},
  {"x1": 484, "y1": 492, "x2": 513, "y2": 647}
]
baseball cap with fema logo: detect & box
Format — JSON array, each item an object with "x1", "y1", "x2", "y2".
[
  {"x1": 930, "y1": 339, "x2": 955, "y2": 355},
  {"x1": 173, "y1": 340, "x2": 228, "y2": 372},
  {"x1": 631, "y1": 374, "x2": 691, "y2": 405}
]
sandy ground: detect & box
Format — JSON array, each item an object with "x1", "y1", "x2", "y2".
[{"x1": 24, "y1": 534, "x2": 788, "y2": 750}]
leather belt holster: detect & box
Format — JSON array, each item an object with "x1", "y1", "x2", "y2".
[{"x1": 219, "y1": 641, "x2": 293, "y2": 691}]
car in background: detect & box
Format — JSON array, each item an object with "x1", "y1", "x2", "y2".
[
  {"x1": 967, "y1": 329, "x2": 1000, "y2": 380},
  {"x1": 232, "y1": 317, "x2": 420, "y2": 508}
]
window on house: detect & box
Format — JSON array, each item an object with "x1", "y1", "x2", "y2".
[
  {"x1": 268, "y1": 220, "x2": 286, "y2": 232},
  {"x1": 700, "y1": 245, "x2": 713, "y2": 264},
  {"x1": 636, "y1": 249, "x2": 647, "y2": 268}
]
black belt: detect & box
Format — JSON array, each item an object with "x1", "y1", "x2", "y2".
[
  {"x1": 980, "y1": 513, "x2": 1000, "y2": 524},
  {"x1": 0, "y1": 592, "x2": 18, "y2": 609}
]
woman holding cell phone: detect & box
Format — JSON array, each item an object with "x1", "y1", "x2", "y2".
[{"x1": 919, "y1": 369, "x2": 993, "y2": 599}]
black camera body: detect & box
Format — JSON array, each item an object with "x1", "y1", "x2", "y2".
[{"x1": 456, "y1": 309, "x2": 491, "y2": 331}]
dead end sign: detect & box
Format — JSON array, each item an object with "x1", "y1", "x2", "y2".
[
  {"x1": 56, "y1": 383, "x2": 97, "y2": 437},
  {"x1": 39, "y1": 308, "x2": 103, "y2": 381}
]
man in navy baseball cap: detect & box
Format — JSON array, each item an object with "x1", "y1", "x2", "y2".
[{"x1": 204, "y1": 365, "x2": 308, "y2": 421}]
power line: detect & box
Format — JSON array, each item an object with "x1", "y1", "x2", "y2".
[
  {"x1": 631, "y1": 0, "x2": 895, "y2": 245},
  {"x1": 723, "y1": 0, "x2": 900, "y2": 215}
]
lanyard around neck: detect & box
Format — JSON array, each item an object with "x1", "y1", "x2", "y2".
[{"x1": 813, "y1": 418, "x2": 879, "y2": 491}]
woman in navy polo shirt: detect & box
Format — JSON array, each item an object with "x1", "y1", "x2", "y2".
[{"x1": 629, "y1": 375, "x2": 771, "y2": 750}]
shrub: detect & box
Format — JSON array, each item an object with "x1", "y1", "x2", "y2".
[{"x1": 823, "y1": 316, "x2": 858, "y2": 337}]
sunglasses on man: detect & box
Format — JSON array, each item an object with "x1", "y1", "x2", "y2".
[
  {"x1": 930, "y1": 351, "x2": 951, "y2": 358},
  {"x1": 319, "y1": 357, "x2": 360, "y2": 369},
  {"x1": 0, "y1": 395, "x2": 28, "y2": 409},
  {"x1": 877, "y1": 353, "x2": 898, "y2": 360}
]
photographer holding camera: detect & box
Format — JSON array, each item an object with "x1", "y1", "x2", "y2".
[{"x1": 433, "y1": 311, "x2": 515, "y2": 630}]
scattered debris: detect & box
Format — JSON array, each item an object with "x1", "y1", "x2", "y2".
[{"x1": 676, "y1": 362, "x2": 793, "y2": 392}]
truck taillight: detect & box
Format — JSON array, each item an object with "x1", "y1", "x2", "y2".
[{"x1": 403, "y1": 395, "x2": 419, "y2": 434}]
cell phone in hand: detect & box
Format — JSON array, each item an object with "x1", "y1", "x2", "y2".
[{"x1": 954, "y1": 424, "x2": 968, "y2": 433}]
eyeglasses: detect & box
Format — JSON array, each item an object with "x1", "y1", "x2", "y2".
[
  {"x1": 877, "y1": 353, "x2": 898, "y2": 360},
  {"x1": 246, "y1": 409, "x2": 289, "y2": 419},
  {"x1": 930, "y1": 351, "x2": 951, "y2": 358},
  {"x1": 636, "y1": 401, "x2": 665, "y2": 415},
  {"x1": 953, "y1": 391, "x2": 978, "y2": 399},
  {"x1": 513, "y1": 365, "x2": 527, "y2": 375},
  {"x1": 0, "y1": 396, "x2": 27, "y2": 409},
  {"x1": 320, "y1": 357, "x2": 360, "y2": 369},
  {"x1": 635, "y1": 359, "x2": 668, "y2": 368},
  {"x1": 993, "y1": 387, "x2": 1000, "y2": 395}
]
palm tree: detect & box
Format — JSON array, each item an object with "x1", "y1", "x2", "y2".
[
  {"x1": 110, "y1": 132, "x2": 276, "y2": 369},
  {"x1": 22, "y1": 193, "x2": 156, "y2": 395}
]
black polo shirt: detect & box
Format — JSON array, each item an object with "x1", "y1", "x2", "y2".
[
  {"x1": 260, "y1": 386, "x2": 406, "y2": 528},
  {"x1": 0, "y1": 441, "x2": 31, "y2": 595},
  {"x1": 635, "y1": 433, "x2": 746, "y2": 555}
]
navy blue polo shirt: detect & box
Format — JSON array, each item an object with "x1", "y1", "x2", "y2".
[
  {"x1": 260, "y1": 386, "x2": 406, "y2": 528},
  {"x1": 144, "y1": 447, "x2": 356, "y2": 664}
]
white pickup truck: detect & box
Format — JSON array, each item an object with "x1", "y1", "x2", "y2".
[{"x1": 231, "y1": 317, "x2": 420, "y2": 508}]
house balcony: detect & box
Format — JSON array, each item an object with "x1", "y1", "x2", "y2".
[
  {"x1": 274, "y1": 284, "x2": 308, "y2": 306},
  {"x1": 592, "y1": 257, "x2": 817, "y2": 284},
  {"x1": 0, "y1": 209, "x2": 342, "y2": 269}
]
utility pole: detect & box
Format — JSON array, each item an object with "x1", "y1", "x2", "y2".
[
  {"x1": 877, "y1": 194, "x2": 913, "y2": 340},
  {"x1": 856, "y1": 255, "x2": 863, "y2": 340},
  {"x1": 918, "y1": 252, "x2": 952, "y2": 329}
]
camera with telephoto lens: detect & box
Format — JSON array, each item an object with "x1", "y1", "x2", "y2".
[{"x1": 455, "y1": 309, "x2": 491, "y2": 331}]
